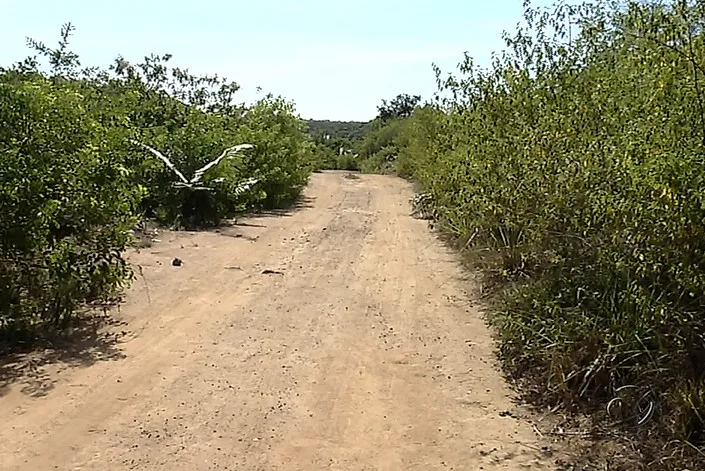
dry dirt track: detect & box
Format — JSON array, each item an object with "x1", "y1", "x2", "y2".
[{"x1": 0, "y1": 172, "x2": 557, "y2": 470}]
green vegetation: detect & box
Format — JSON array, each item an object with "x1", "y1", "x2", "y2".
[
  {"x1": 0, "y1": 24, "x2": 314, "y2": 339},
  {"x1": 306, "y1": 120, "x2": 369, "y2": 142},
  {"x1": 360, "y1": 1, "x2": 705, "y2": 468},
  {"x1": 305, "y1": 95, "x2": 423, "y2": 172},
  {"x1": 356, "y1": 117, "x2": 411, "y2": 174},
  {"x1": 306, "y1": 120, "x2": 369, "y2": 171},
  {"x1": 376, "y1": 93, "x2": 421, "y2": 122},
  {"x1": 325, "y1": 93, "x2": 421, "y2": 174},
  {"x1": 6, "y1": 1, "x2": 705, "y2": 465}
]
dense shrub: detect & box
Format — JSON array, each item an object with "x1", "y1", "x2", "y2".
[
  {"x1": 381, "y1": 1, "x2": 705, "y2": 466},
  {"x1": 0, "y1": 25, "x2": 314, "y2": 337},
  {"x1": 356, "y1": 118, "x2": 410, "y2": 174},
  {"x1": 234, "y1": 95, "x2": 315, "y2": 208},
  {"x1": 107, "y1": 54, "x2": 314, "y2": 226},
  {"x1": 0, "y1": 72, "x2": 141, "y2": 334}
]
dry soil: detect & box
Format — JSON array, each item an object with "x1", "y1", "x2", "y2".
[{"x1": 0, "y1": 172, "x2": 558, "y2": 470}]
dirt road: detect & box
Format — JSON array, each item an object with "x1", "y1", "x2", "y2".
[{"x1": 0, "y1": 172, "x2": 556, "y2": 470}]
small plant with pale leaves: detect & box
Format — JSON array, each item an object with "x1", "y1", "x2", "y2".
[{"x1": 133, "y1": 141, "x2": 258, "y2": 191}]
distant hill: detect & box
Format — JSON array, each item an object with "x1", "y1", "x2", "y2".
[{"x1": 306, "y1": 120, "x2": 370, "y2": 143}]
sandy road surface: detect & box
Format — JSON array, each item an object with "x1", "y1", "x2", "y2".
[{"x1": 0, "y1": 172, "x2": 556, "y2": 470}]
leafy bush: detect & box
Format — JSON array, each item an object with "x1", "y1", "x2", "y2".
[
  {"x1": 308, "y1": 135, "x2": 362, "y2": 171},
  {"x1": 334, "y1": 153, "x2": 359, "y2": 171},
  {"x1": 380, "y1": 1, "x2": 705, "y2": 467},
  {"x1": 108, "y1": 54, "x2": 313, "y2": 226},
  {"x1": 234, "y1": 95, "x2": 315, "y2": 208},
  {"x1": 356, "y1": 118, "x2": 411, "y2": 174},
  {"x1": 0, "y1": 25, "x2": 314, "y2": 338},
  {"x1": 0, "y1": 71, "x2": 141, "y2": 334}
]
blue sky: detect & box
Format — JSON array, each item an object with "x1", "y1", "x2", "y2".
[{"x1": 1, "y1": 0, "x2": 547, "y2": 121}]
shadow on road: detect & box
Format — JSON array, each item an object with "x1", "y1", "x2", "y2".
[
  {"x1": 0, "y1": 195, "x2": 318, "y2": 399},
  {"x1": 0, "y1": 310, "x2": 128, "y2": 398},
  {"x1": 225, "y1": 196, "x2": 317, "y2": 229},
  {"x1": 255, "y1": 195, "x2": 317, "y2": 218}
]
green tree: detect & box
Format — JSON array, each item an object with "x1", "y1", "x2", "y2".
[{"x1": 377, "y1": 93, "x2": 421, "y2": 121}]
